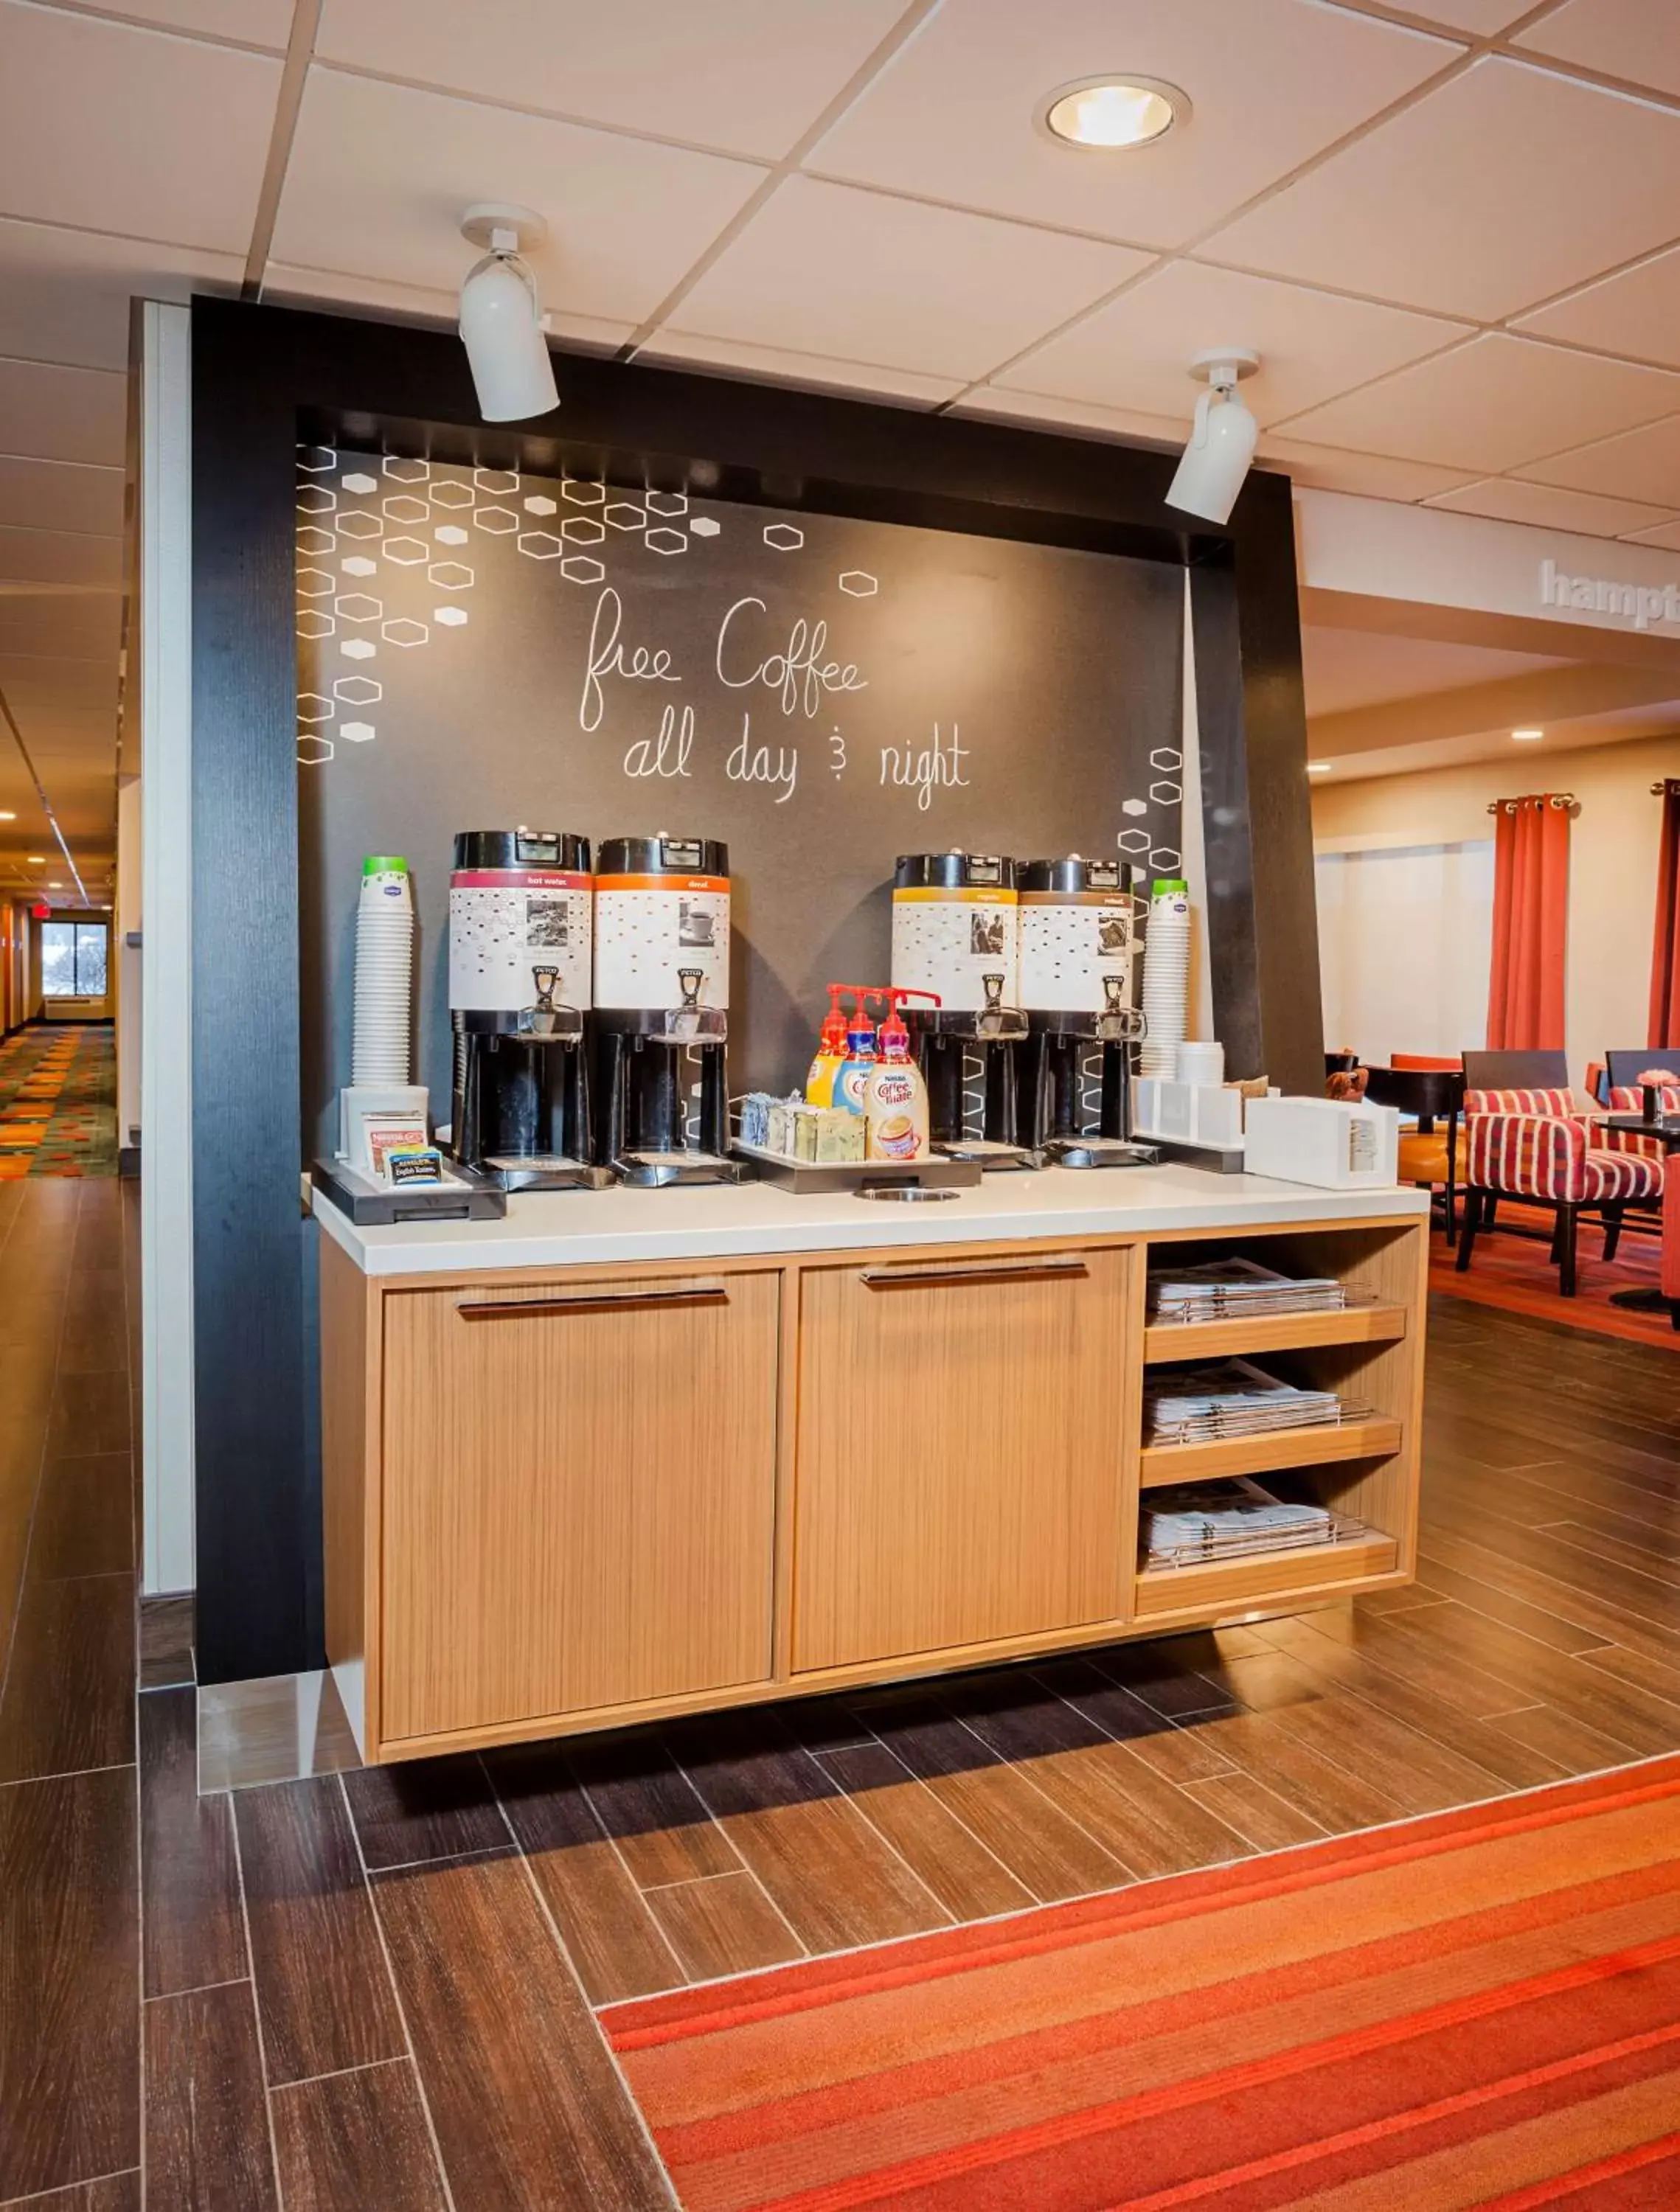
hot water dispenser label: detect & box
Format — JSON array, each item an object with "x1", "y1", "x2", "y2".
[{"x1": 448, "y1": 867, "x2": 594, "y2": 1014}]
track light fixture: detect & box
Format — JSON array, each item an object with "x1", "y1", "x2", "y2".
[
  {"x1": 458, "y1": 203, "x2": 560, "y2": 423},
  {"x1": 1166, "y1": 349, "x2": 1260, "y2": 526}
]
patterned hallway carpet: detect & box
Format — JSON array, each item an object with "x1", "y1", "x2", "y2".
[
  {"x1": 607, "y1": 1756, "x2": 1680, "y2": 2211},
  {"x1": 0, "y1": 1024, "x2": 117, "y2": 1177}
]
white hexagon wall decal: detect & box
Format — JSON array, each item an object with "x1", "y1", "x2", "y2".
[
  {"x1": 561, "y1": 479, "x2": 604, "y2": 505},
  {"x1": 337, "y1": 512, "x2": 383, "y2": 540},
  {"x1": 433, "y1": 524, "x2": 469, "y2": 546},
  {"x1": 381, "y1": 537, "x2": 428, "y2": 565},
  {"x1": 428, "y1": 562, "x2": 474, "y2": 588},
  {"x1": 339, "y1": 638, "x2": 376, "y2": 660},
  {"x1": 645, "y1": 528, "x2": 687, "y2": 557},
  {"x1": 296, "y1": 692, "x2": 334, "y2": 723},
  {"x1": 333, "y1": 676, "x2": 381, "y2": 705},
  {"x1": 1150, "y1": 780, "x2": 1182, "y2": 804},
  {"x1": 644, "y1": 490, "x2": 689, "y2": 517},
  {"x1": 339, "y1": 721, "x2": 376, "y2": 743},
  {"x1": 560, "y1": 516, "x2": 605, "y2": 544},
  {"x1": 333, "y1": 594, "x2": 382, "y2": 622},
  {"x1": 296, "y1": 485, "x2": 336, "y2": 515},
  {"x1": 1116, "y1": 829, "x2": 1151, "y2": 854},
  {"x1": 298, "y1": 446, "x2": 336, "y2": 473},
  {"x1": 296, "y1": 568, "x2": 334, "y2": 598},
  {"x1": 383, "y1": 456, "x2": 428, "y2": 482},
  {"x1": 560, "y1": 556, "x2": 605, "y2": 585},
  {"x1": 434, "y1": 606, "x2": 468, "y2": 626},
  {"x1": 341, "y1": 472, "x2": 378, "y2": 495},
  {"x1": 1122, "y1": 798, "x2": 1148, "y2": 817},
  {"x1": 1149, "y1": 748, "x2": 1183, "y2": 771},
  {"x1": 473, "y1": 467, "x2": 518, "y2": 495},
  {"x1": 763, "y1": 524, "x2": 804, "y2": 552},
  {"x1": 838, "y1": 571, "x2": 878, "y2": 597},
  {"x1": 296, "y1": 526, "x2": 335, "y2": 557},
  {"x1": 429, "y1": 481, "x2": 474, "y2": 509},
  {"x1": 689, "y1": 516, "x2": 721, "y2": 538},
  {"x1": 523, "y1": 494, "x2": 558, "y2": 515},
  {"x1": 340, "y1": 555, "x2": 378, "y2": 577},
  {"x1": 296, "y1": 734, "x2": 334, "y2": 765},
  {"x1": 382, "y1": 618, "x2": 428, "y2": 647},
  {"x1": 295, "y1": 610, "x2": 334, "y2": 640},
  {"x1": 382, "y1": 494, "x2": 429, "y2": 524},
  {"x1": 517, "y1": 534, "x2": 562, "y2": 560},
  {"x1": 473, "y1": 506, "x2": 518, "y2": 535},
  {"x1": 604, "y1": 503, "x2": 645, "y2": 531}
]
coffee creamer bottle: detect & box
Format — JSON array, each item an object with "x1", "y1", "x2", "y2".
[{"x1": 864, "y1": 991, "x2": 931, "y2": 1161}]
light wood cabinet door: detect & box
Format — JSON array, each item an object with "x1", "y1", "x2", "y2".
[
  {"x1": 792, "y1": 1247, "x2": 1132, "y2": 1672},
  {"x1": 381, "y1": 1270, "x2": 780, "y2": 1743}
]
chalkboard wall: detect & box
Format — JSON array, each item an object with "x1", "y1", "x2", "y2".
[{"x1": 296, "y1": 448, "x2": 1185, "y2": 1151}]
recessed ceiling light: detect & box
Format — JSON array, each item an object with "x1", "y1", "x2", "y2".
[
  {"x1": 25, "y1": 854, "x2": 44, "y2": 863},
  {"x1": 46, "y1": 880, "x2": 62, "y2": 889},
  {"x1": 1038, "y1": 76, "x2": 1189, "y2": 151},
  {"x1": 1512, "y1": 728, "x2": 1544, "y2": 741},
  {"x1": 1307, "y1": 761, "x2": 1333, "y2": 774},
  {"x1": 0, "y1": 811, "x2": 13, "y2": 821}
]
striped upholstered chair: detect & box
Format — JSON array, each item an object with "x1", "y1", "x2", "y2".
[{"x1": 1454, "y1": 1050, "x2": 1661, "y2": 1296}]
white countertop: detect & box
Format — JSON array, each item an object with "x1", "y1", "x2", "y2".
[{"x1": 313, "y1": 1165, "x2": 1429, "y2": 1278}]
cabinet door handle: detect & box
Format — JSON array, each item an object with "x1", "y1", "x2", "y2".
[
  {"x1": 858, "y1": 1259, "x2": 1089, "y2": 1290},
  {"x1": 457, "y1": 1283, "x2": 727, "y2": 1321}
]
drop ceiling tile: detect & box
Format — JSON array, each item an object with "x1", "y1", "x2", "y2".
[
  {"x1": 0, "y1": 359, "x2": 128, "y2": 469},
  {"x1": 1515, "y1": 414, "x2": 1680, "y2": 506},
  {"x1": 1514, "y1": 245, "x2": 1680, "y2": 371},
  {"x1": 1207, "y1": 58, "x2": 1680, "y2": 319},
  {"x1": 668, "y1": 178, "x2": 1149, "y2": 381},
  {"x1": 1274, "y1": 333, "x2": 1680, "y2": 472},
  {"x1": 1422, "y1": 477, "x2": 1680, "y2": 538},
  {"x1": 271, "y1": 66, "x2": 765, "y2": 326},
  {"x1": 637, "y1": 331, "x2": 962, "y2": 407},
  {"x1": 808, "y1": 0, "x2": 1457, "y2": 251},
  {"x1": 0, "y1": 2, "x2": 281, "y2": 251},
  {"x1": 1622, "y1": 518, "x2": 1680, "y2": 552},
  {"x1": 952, "y1": 388, "x2": 1186, "y2": 446},
  {"x1": 0, "y1": 594, "x2": 121, "y2": 660},
  {"x1": 1405, "y1": 1, "x2": 1532, "y2": 28},
  {"x1": 1513, "y1": 0, "x2": 1680, "y2": 99},
  {"x1": 0, "y1": 459, "x2": 125, "y2": 539},
  {"x1": 996, "y1": 262, "x2": 1468, "y2": 427},
  {"x1": 83, "y1": 1, "x2": 294, "y2": 45},
  {"x1": 314, "y1": 0, "x2": 911, "y2": 160},
  {"x1": 0, "y1": 655, "x2": 120, "y2": 715},
  {"x1": 0, "y1": 217, "x2": 240, "y2": 374},
  {"x1": 0, "y1": 528, "x2": 123, "y2": 587},
  {"x1": 1253, "y1": 438, "x2": 1482, "y2": 501},
  {"x1": 261, "y1": 263, "x2": 634, "y2": 354}
]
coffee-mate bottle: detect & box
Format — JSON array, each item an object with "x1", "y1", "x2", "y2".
[{"x1": 864, "y1": 990, "x2": 932, "y2": 1161}]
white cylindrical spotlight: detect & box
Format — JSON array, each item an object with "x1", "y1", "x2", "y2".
[
  {"x1": 1165, "y1": 349, "x2": 1260, "y2": 526},
  {"x1": 459, "y1": 203, "x2": 559, "y2": 423}
]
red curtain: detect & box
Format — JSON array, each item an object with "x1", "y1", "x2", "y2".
[
  {"x1": 1651, "y1": 781, "x2": 1680, "y2": 1050},
  {"x1": 1487, "y1": 795, "x2": 1571, "y2": 1050}
]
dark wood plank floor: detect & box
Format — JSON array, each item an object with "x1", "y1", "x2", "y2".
[{"x1": 4, "y1": 1179, "x2": 1680, "y2": 2205}]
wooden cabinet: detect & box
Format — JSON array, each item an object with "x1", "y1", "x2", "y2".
[
  {"x1": 377, "y1": 1269, "x2": 780, "y2": 1743},
  {"x1": 791, "y1": 1247, "x2": 1134, "y2": 1672}
]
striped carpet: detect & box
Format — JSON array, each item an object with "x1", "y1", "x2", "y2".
[
  {"x1": 605, "y1": 1756, "x2": 1680, "y2": 2211},
  {"x1": 0, "y1": 1023, "x2": 116, "y2": 1176}
]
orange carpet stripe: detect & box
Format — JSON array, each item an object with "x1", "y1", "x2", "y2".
[
  {"x1": 702, "y1": 1947, "x2": 1680, "y2": 2212},
  {"x1": 605, "y1": 1759, "x2": 1680, "y2": 2053},
  {"x1": 1477, "y1": 2130, "x2": 1680, "y2": 2208},
  {"x1": 653, "y1": 1868, "x2": 1680, "y2": 2177}
]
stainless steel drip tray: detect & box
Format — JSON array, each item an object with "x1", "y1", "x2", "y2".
[
  {"x1": 614, "y1": 1150, "x2": 748, "y2": 1189},
  {"x1": 933, "y1": 1140, "x2": 1044, "y2": 1172}
]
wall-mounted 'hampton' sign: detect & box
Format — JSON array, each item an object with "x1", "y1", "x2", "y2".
[
  {"x1": 296, "y1": 448, "x2": 1186, "y2": 1144},
  {"x1": 1540, "y1": 560, "x2": 1680, "y2": 632}
]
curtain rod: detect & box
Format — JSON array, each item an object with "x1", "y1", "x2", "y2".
[
  {"x1": 1653, "y1": 779, "x2": 1680, "y2": 795},
  {"x1": 1486, "y1": 793, "x2": 1578, "y2": 814}
]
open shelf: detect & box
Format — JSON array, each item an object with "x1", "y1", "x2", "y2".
[
  {"x1": 1134, "y1": 1529, "x2": 1400, "y2": 1618},
  {"x1": 1139, "y1": 1417, "x2": 1403, "y2": 1487},
  {"x1": 1142, "y1": 1304, "x2": 1409, "y2": 1364}
]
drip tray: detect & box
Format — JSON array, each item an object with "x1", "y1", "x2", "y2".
[
  {"x1": 934, "y1": 1140, "x2": 1044, "y2": 1172},
  {"x1": 615, "y1": 1150, "x2": 748, "y2": 1189}
]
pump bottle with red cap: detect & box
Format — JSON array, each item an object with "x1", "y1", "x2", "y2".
[{"x1": 864, "y1": 988, "x2": 939, "y2": 1161}]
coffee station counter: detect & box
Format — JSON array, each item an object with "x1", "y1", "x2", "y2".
[{"x1": 318, "y1": 1172, "x2": 1429, "y2": 1766}]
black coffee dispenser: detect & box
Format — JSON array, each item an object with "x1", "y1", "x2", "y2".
[
  {"x1": 447, "y1": 829, "x2": 610, "y2": 1192},
  {"x1": 1017, "y1": 856, "x2": 1156, "y2": 1168},
  {"x1": 591, "y1": 835, "x2": 746, "y2": 1186}
]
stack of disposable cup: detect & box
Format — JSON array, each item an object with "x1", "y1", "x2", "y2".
[
  {"x1": 352, "y1": 855, "x2": 414, "y2": 1085},
  {"x1": 1138, "y1": 878, "x2": 1192, "y2": 1079}
]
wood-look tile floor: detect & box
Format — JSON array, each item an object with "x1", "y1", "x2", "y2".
[{"x1": 5, "y1": 1188, "x2": 1680, "y2": 2206}]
